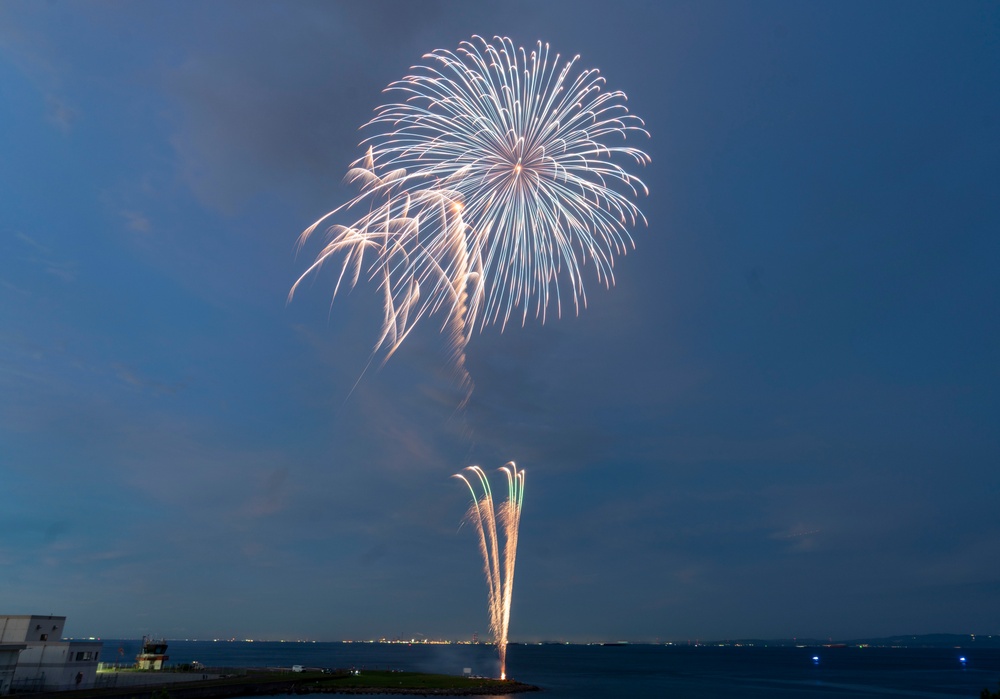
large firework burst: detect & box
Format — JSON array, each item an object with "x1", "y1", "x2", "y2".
[{"x1": 292, "y1": 36, "x2": 649, "y2": 400}]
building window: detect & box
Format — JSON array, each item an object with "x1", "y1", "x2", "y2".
[{"x1": 40, "y1": 634, "x2": 48, "y2": 641}]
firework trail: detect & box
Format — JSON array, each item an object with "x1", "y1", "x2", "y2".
[
  {"x1": 454, "y1": 463, "x2": 525, "y2": 680},
  {"x1": 291, "y1": 36, "x2": 649, "y2": 404}
]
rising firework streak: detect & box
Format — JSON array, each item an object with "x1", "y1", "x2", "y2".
[
  {"x1": 454, "y1": 463, "x2": 525, "y2": 680},
  {"x1": 291, "y1": 36, "x2": 649, "y2": 404}
]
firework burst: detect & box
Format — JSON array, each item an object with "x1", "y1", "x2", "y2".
[
  {"x1": 291, "y1": 36, "x2": 649, "y2": 402},
  {"x1": 454, "y1": 463, "x2": 525, "y2": 680}
]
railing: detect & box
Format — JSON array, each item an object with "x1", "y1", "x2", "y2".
[
  {"x1": 93, "y1": 668, "x2": 242, "y2": 688},
  {"x1": 9, "y1": 677, "x2": 44, "y2": 693}
]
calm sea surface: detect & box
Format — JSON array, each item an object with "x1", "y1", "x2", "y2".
[{"x1": 106, "y1": 639, "x2": 1000, "y2": 698}]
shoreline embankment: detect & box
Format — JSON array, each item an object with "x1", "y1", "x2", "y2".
[{"x1": 23, "y1": 670, "x2": 539, "y2": 699}]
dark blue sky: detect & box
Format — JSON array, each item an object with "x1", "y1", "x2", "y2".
[{"x1": 1, "y1": 1, "x2": 997, "y2": 643}]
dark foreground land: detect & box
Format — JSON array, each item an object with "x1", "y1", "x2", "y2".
[{"x1": 26, "y1": 671, "x2": 539, "y2": 699}]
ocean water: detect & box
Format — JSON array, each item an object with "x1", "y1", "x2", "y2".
[{"x1": 105, "y1": 639, "x2": 1000, "y2": 698}]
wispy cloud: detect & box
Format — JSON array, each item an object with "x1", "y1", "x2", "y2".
[
  {"x1": 0, "y1": 278, "x2": 31, "y2": 296},
  {"x1": 15, "y1": 231, "x2": 49, "y2": 253},
  {"x1": 11, "y1": 230, "x2": 78, "y2": 282},
  {"x1": 111, "y1": 362, "x2": 188, "y2": 396},
  {"x1": 120, "y1": 210, "x2": 152, "y2": 235},
  {"x1": 45, "y1": 93, "x2": 77, "y2": 133}
]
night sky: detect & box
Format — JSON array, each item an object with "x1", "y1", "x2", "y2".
[{"x1": 1, "y1": 1, "x2": 998, "y2": 643}]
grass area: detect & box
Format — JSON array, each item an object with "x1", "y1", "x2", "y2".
[
  {"x1": 316, "y1": 670, "x2": 511, "y2": 690},
  {"x1": 46, "y1": 669, "x2": 533, "y2": 699},
  {"x1": 50, "y1": 672, "x2": 329, "y2": 699}
]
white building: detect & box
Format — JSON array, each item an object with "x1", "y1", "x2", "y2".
[
  {"x1": 0, "y1": 644, "x2": 26, "y2": 695},
  {"x1": 0, "y1": 615, "x2": 103, "y2": 692}
]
